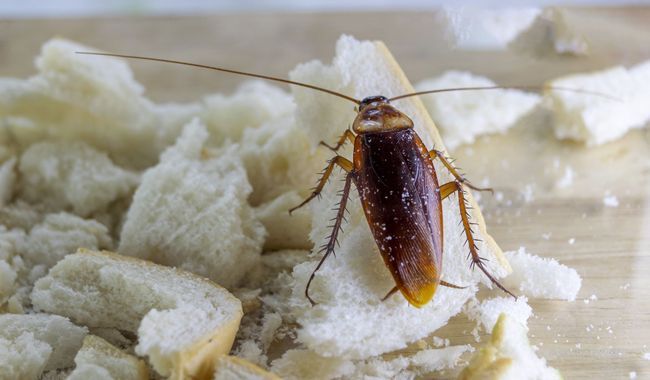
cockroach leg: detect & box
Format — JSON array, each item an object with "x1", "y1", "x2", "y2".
[
  {"x1": 381, "y1": 286, "x2": 399, "y2": 302},
  {"x1": 305, "y1": 173, "x2": 354, "y2": 306},
  {"x1": 439, "y1": 180, "x2": 516, "y2": 298},
  {"x1": 439, "y1": 280, "x2": 467, "y2": 289},
  {"x1": 320, "y1": 129, "x2": 356, "y2": 152},
  {"x1": 429, "y1": 150, "x2": 493, "y2": 193},
  {"x1": 289, "y1": 155, "x2": 353, "y2": 214}
]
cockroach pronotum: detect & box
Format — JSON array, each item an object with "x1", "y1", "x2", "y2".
[{"x1": 78, "y1": 51, "x2": 605, "y2": 308}]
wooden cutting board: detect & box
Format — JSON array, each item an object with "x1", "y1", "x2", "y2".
[{"x1": 1, "y1": 8, "x2": 649, "y2": 379}]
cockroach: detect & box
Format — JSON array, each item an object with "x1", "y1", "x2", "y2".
[{"x1": 78, "y1": 51, "x2": 606, "y2": 308}]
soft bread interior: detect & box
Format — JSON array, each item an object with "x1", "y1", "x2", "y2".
[
  {"x1": 67, "y1": 335, "x2": 148, "y2": 380},
  {"x1": 31, "y1": 249, "x2": 243, "y2": 379}
]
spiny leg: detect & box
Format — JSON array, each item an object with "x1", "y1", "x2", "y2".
[
  {"x1": 305, "y1": 173, "x2": 354, "y2": 306},
  {"x1": 381, "y1": 286, "x2": 399, "y2": 302},
  {"x1": 289, "y1": 155, "x2": 353, "y2": 214},
  {"x1": 429, "y1": 149, "x2": 493, "y2": 193},
  {"x1": 439, "y1": 181, "x2": 516, "y2": 298},
  {"x1": 320, "y1": 129, "x2": 356, "y2": 152}
]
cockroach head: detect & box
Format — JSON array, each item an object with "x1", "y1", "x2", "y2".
[{"x1": 353, "y1": 95, "x2": 414, "y2": 134}]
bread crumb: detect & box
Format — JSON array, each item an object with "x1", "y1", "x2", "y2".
[
  {"x1": 504, "y1": 247, "x2": 581, "y2": 301},
  {"x1": 629, "y1": 371, "x2": 637, "y2": 379},
  {"x1": 603, "y1": 195, "x2": 619, "y2": 207},
  {"x1": 555, "y1": 166, "x2": 575, "y2": 188},
  {"x1": 568, "y1": 238, "x2": 576, "y2": 245}
]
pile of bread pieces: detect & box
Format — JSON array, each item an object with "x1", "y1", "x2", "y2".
[{"x1": 3, "y1": 34, "x2": 641, "y2": 379}]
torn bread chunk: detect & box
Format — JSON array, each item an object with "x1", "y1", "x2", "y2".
[
  {"x1": 254, "y1": 191, "x2": 312, "y2": 251},
  {"x1": 466, "y1": 296, "x2": 532, "y2": 332},
  {"x1": 0, "y1": 226, "x2": 26, "y2": 311},
  {"x1": 509, "y1": 7, "x2": 588, "y2": 57},
  {"x1": 0, "y1": 313, "x2": 88, "y2": 372},
  {"x1": 238, "y1": 115, "x2": 328, "y2": 206},
  {"x1": 67, "y1": 335, "x2": 148, "y2": 380},
  {"x1": 201, "y1": 80, "x2": 295, "y2": 147},
  {"x1": 503, "y1": 247, "x2": 581, "y2": 301},
  {"x1": 0, "y1": 38, "x2": 198, "y2": 169},
  {"x1": 0, "y1": 156, "x2": 16, "y2": 206},
  {"x1": 287, "y1": 35, "x2": 509, "y2": 359},
  {"x1": 213, "y1": 355, "x2": 281, "y2": 380},
  {"x1": 118, "y1": 119, "x2": 265, "y2": 289},
  {"x1": 438, "y1": 7, "x2": 541, "y2": 50},
  {"x1": 416, "y1": 71, "x2": 540, "y2": 150},
  {"x1": 23, "y1": 212, "x2": 113, "y2": 268},
  {"x1": 18, "y1": 140, "x2": 139, "y2": 217},
  {"x1": 31, "y1": 249, "x2": 243, "y2": 379},
  {"x1": 459, "y1": 313, "x2": 561, "y2": 380},
  {"x1": 546, "y1": 60, "x2": 650, "y2": 145},
  {"x1": 0, "y1": 332, "x2": 52, "y2": 380}
]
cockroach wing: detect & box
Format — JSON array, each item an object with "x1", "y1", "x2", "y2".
[{"x1": 353, "y1": 129, "x2": 443, "y2": 308}]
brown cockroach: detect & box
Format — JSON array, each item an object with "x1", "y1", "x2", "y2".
[{"x1": 78, "y1": 51, "x2": 604, "y2": 308}]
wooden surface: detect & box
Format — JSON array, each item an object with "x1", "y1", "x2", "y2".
[{"x1": 2, "y1": 9, "x2": 650, "y2": 379}]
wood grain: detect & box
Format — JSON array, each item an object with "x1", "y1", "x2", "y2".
[{"x1": 1, "y1": 9, "x2": 649, "y2": 379}]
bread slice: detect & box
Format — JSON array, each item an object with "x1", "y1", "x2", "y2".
[
  {"x1": 415, "y1": 71, "x2": 540, "y2": 150},
  {"x1": 31, "y1": 249, "x2": 243, "y2": 379},
  {"x1": 285, "y1": 35, "x2": 509, "y2": 359},
  {"x1": 0, "y1": 313, "x2": 88, "y2": 372},
  {"x1": 459, "y1": 313, "x2": 561, "y2": 380},
  {"x1": 546, "y1": 60, "x2": 650, "y2": 145},
  {"x1": 213, "y1": 355, "x2": 281, "y2": 380},
  {"x1": 118, "y1": 119, "x2": 265, "y2": 289},
  {"x1": 67, "y1": 335, "x2": 148, "y2": 380}
]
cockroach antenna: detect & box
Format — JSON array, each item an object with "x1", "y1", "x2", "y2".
[
  {"x1": 389, "y1": 85, "x2": 619, "y2": 102},
  {"x1": 75, "y1": 52, "x2": 361, "y2": 105}
]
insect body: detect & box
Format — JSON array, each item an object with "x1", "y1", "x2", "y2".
[{"x1": 291, "y1": 95, "x2": 513, "y2": 307}]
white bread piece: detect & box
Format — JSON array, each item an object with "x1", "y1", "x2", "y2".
[
  {"x1": 509, "y1": 8, "x2": 588, "y2": 57},
  {"x1": 546, "y1": 60, "x2": 650, "y2": 145},
  {"x1": 23, "y1": 212, "x2": 112, "y2": 268},
  {"x1": 118, "y1": 120, "x2": 265, "y2": 289},
  {"x1": 67, "y1": 364, "x2": 113, "y2": 380},
  {"x1": 0, "y1": 38, "x2": 198, "y2": 169},
  {"x1": 466, "y1": 296, "x2": 532, "y2": 331},
  {"x1": 0, "y1": 200, "x2": 43, "y2": 231},
  {"x1": 415, "y1": 71, "x2": 540, "y2": 149},
  {"x1": 18, "y1": 140, "x2": 139, "y2": 217},
  {"x1": 67, "y1": 335, "x2": 148, "y2": 380},
  {"x1": 201, "y1": 80, "x2": 295, "y2": 146},
  {"x1": 270, "y1": 349, "x2": 355, "y2": 380},
  {"x1": 0, "y1": 332, "x2": 52, "y2": 380},
  {"x1": 0, "y1": 313, "x2": 88, "y2": 371},
  {"x1": 238, "y1": 115, "x2": 329, "y2": 206},
  {"x1": 213, "y1": 355, "x2": 281, "y2": 380},
  {"x1": 438, "y1": 8, "x2": 541, "y2": 50},
  {"x1": 459, "y1": 313, "x2": 561, "y2": 380},
  {"x1": 287, "y1": 35, "x2": 509, "y2": 359},
  {"x1": 0, "y1": 156, "x2": 16, "y2": 206},
  {"x1": 0, "y1": 226, "x2": 27, "y2": 311},
  {"x1": 503, "y1": 247, "x2": 581, "y2": 301},
  {"x1": 272, "y1": 345, "x2": 471, "y2": 380},
  {"x1": 254, "y1": 191, "x2": 312, "y2": 250},
  {"x1": 31, "y1": 249, "x2": 243, "y2": 379}
]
